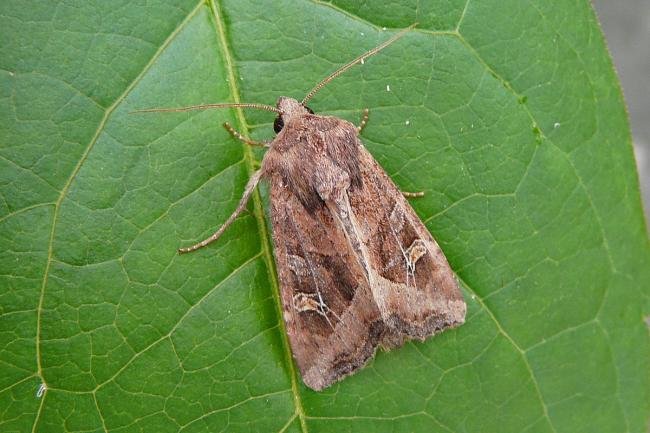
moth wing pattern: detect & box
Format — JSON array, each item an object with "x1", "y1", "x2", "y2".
[
  {"x1": 348, "y1": 145, "x2": 466, "y2": 347},
  {"x1": 265, "y1": 113, "x2": 465, "y2": 390}
]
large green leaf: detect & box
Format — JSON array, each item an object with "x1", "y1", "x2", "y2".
[{"x1": 1, "y1": 0, "x2": 648, "y2": 432}]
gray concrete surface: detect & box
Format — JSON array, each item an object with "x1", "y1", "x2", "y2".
[{"x1": 592, "y1": 0, "x2": 650, "y2": 227}]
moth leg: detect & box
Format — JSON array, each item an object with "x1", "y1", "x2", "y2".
[
  {"x1": 357, "y1": 108, "x2": 369, "y2": 133},
  {"x1": 402, "y1": 191, "x2": 425, "y2": 198},
  {"x1": 178, "y1": 170, "x2": 263, "y2": 254},
  {"x1": 223, "y1": 122, "x2": 270, "y2": 147}
]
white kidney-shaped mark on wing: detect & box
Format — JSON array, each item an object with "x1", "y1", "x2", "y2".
[{"x1": 404, "y1": 239, "x2": 428, "y2": 287}]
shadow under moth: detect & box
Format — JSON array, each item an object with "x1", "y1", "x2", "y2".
[{"x1": 138, "y1": 25, "x2": 466, "y2": 391}]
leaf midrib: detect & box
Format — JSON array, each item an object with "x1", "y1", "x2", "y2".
[{"x1": 207, "y1": 0, "x2": 309, "y2": 431}]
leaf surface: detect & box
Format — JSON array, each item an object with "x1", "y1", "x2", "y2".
[{"x1": 1, "y1": 1, "x2": 648, "y2": 432}]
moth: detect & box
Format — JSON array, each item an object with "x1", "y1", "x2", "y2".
[{"x1": 138, "y1": 25, "x2": 466, "y2": 391}]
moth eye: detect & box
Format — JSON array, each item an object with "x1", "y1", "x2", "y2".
[
  {"x1": 273, "y1": 116, "x2": 284, "y2": 133},
  {"x1": 304, "y1": 106, "x2": 314, "y2": 114}
]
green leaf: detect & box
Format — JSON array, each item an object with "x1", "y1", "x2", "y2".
[{"x1": 1, "y1": 0, "x2": 648, "y2": 432}]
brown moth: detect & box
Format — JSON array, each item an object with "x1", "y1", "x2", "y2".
[{"x1": 137, "y1": 25, "x2": 466, "y2": 391}]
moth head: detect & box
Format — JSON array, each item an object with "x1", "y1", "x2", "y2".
[{"x1": 274, "y1": 97, "x2": 314, "y2": 133}]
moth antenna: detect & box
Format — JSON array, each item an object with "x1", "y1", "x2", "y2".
[
  {"x1": 131, "y1": 102, "x2": 281, "y2": 114},
  {"x1": 301, "y1": 23, "x2": 417, "y2": 105}
]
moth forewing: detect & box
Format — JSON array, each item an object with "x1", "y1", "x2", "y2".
[
  {"x1": 353, "y1": 145, "x2": 466, "y2": 336},
  {"x1": 138, "y1": 24, "x2": 465, "y2": 391}
]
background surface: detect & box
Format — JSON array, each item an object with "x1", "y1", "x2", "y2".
[{"x1": 593, "y1": 0, "x2": 650, "y2": 225}]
